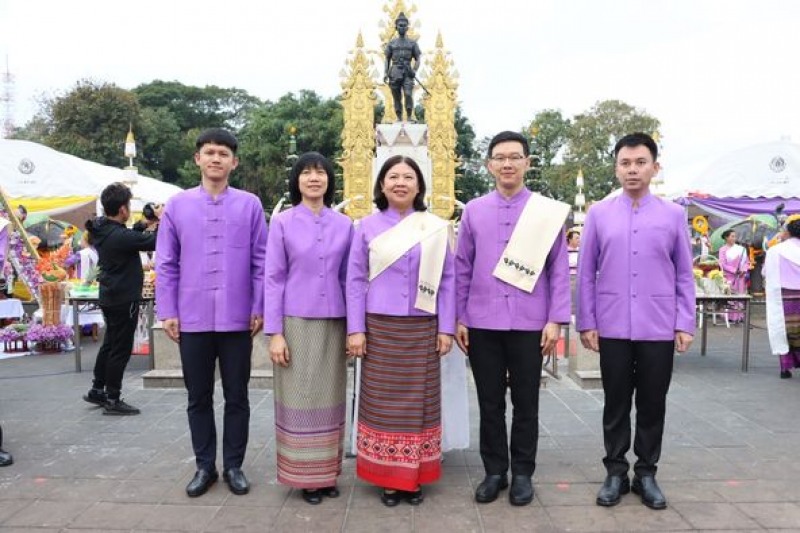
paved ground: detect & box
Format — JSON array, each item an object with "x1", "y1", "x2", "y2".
[{"x1": 1, "y1": 311, "x2": 800, "y2": 532}]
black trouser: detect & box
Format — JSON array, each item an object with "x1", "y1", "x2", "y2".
[
  {"x1": 180, "y1": 331, "x2": 252, "y2": 472},
  {"x1": 599, "y1": 338, "x2": 675, "y2": 478},
  {"x1": 468, "y1": 329, "x2": 543, "y2": 477},
  {"x1": 92, "y1": 301, "x2": 139, "y2": 399}
]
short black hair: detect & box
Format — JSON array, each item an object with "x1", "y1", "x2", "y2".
[
  {"x1": 614, "y1": 132, "x2": 658, "y2": 161},
  {"x1": 721, "y1": 229, "x2": 735, "y2": 240},
  {"x1": 195, "y1": 128, "x2": 238, "y2": 154},
  {"x1": 16, "y1": 205, "x2": 27, "y2": 215},
  {"x1": 786, "y1": 218, "x2": 800, "y2": 239},
  {"x1": 373, "y1": 155, "x2": 427, "y2": 212},
  {"x1": 288, "y1": 152, "x2": 337, "y2": 207},
  {"x1": 567, "y1": 230, "x2": 580, "y2": 242},
  {"x1": 100, "y1": 182, "x2": 133, "y2": 217},
  {"x1": 487, "y1": 131, "x2": 530, "y2": 158}
]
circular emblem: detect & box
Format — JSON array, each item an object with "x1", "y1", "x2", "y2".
[
  {"x1": 18, "y1": 158, "x2": 35, "y2": 174},
  {"x1": 769, "y1": 156, "x2": 786, "y2": 173}
]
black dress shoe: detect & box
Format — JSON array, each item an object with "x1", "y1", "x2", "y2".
[
  {"x1": 381, "y1": 489, "x2": 403, "y2": 507},
  {"x1": 186, "y1": 469, "x2": 218, "y2": 497},
  {"x1": 223, "y1": 467, "x2": 250, "y2": 495},
  {"x1": 320, "y1": 486, "x2": 340, "y2": 498},
  {"x1": 509, "y1": 475, "x2": 534, "y2": 506},
  {"x1": 405, "y1": 487, "x2": 424, "y2": 505},
  {"x1": 475, "y1": 474, "x2": 508, "y2": 503},
  {"x1": 302, "y1": 489, "x2": 322, "y2": 505},
  {"x1": 632, "y1": 475, "x2": 667, "y2": 510},
  {"x1": 83, "y1": 388, "x2": 107, "y2": 406},
  {"x1": 0, "y1": 448, "x2": 13, "y2": 467},
  {"x1": 596, "y1": 475, "x2": 630, "y2": 506}
]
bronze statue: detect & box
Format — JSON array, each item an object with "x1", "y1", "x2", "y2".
[{"x1": 384, "y1": 12, "x2": 421, "y2": 122}]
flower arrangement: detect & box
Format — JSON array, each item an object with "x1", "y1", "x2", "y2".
[
  {"x1": 0, "y1": 324, "x2": 30, "y2": 353},
  {"x1": 695, "y1": 268, "x2": 731, "y2": 295},
  {"x1": 36, "y1": 240, "x2": 72, "y2": 282},
  {"x1": 25, "y1": 323, "x2": 73, "y2": 353}
]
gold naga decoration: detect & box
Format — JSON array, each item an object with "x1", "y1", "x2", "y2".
[
  {"x1": 339, "y1": 32, "x2": 377, "y2": 220},
  {"x1": 421, "y1": 31, "x2": 458, "y2": 219}
]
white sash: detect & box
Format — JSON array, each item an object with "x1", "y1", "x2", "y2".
[
  {"x1": 493, "y1": 193, "x2": 571, "y2": 293},
  {"x1": 0, "y1": 218, "x2": 9, "y2": 232},
  {"x1": 369, "y1": 211, "x2": 450, "y2": 314},
  {"x1": 765, "y1": 240, "x2": 800, "y2": 355},
  {"x1": 725, "y1": 243, "x2": 745, "y2": 263}
]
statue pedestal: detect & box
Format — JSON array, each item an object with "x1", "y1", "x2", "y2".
[
  {"x1": 141, "y1": 324, "x2": 273, "y2": 389},
  {"x1": 567, "y1": 319, "x2": 603, "y2": 389},
  {"x1": 375, "y1": 123, "x2": 431, "y2": 195}
]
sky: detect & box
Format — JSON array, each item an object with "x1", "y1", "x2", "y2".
[{"x1": 1, "y1": 0, "x2": 799, "y2": 178}]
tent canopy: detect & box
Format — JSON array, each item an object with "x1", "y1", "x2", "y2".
[
  {"x1": 660, "y1": 140, "x2": 800, "y2": 220},
  {"x1": 0, "y1": 139, "x2": 182, "y2": 215}
]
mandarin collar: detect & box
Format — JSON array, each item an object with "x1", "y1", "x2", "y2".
[
  {"x1": 493, "y1": 187, "x2": 531, "y2": 205},
  {"x1": 296, "y1": 203, "x2": 328, "y2": 218},
  {"x1": 197, "y1": 184, "x2": 230, "y2": 202},
  {"x1": 382, "y1": 206, "x2": 416, "y2": 221},
  {"x1": 620, "y1": 191, "x2": 654, "y2": 208}
]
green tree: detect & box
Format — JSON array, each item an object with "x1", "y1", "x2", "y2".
[
  {"x1": 526, "y1": 109, "x2": 572, "y2": 201},
  {"x1": 236, "y1": 90, "x2": 344, "y2": 212},
  {"x1": 454, "y1": 109, "x2": 491, "y2": 205},
  {"x1": 27, "y1": 80, "x2": 141, "y2": 168},
  {"x1": 133, "y1": 81, "x2": 261, "y2": 184},
  {"x1": 564, "y1": 99, "x2": 660, "y2": 201}
]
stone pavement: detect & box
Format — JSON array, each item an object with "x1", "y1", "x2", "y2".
[{"x1": 1, "y1": 313, "x2": 800, "y2": 532}]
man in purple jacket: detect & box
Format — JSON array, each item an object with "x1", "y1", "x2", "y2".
[
  {"x1": 456, "y1": 131, "x2": 570, "y2": 506},
  {"x1": 577, "y1": 132, "x2": 695, "y2": 510},
  {"x1": 156, "y1": 129, "x2": 268, "y2": 498}
]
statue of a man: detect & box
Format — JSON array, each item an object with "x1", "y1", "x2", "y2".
[{"x1": 384, "y1": 12, "x2": 421, "y2": 122}]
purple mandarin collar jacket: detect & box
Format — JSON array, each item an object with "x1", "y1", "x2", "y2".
[
  {"x1": 156, "y1": 185, "x2": 268, "y2": 333},
  {"x1": 346, "y1": 208, "x2": 456, "y2": 335},
  {"x1": 455, "y1": 188, "x2": 570, "y2": 331},
  {"x1": 576, "y1": 192, "x2": 696, "y2": 341},
  {"x1": 263, "y1": 204, "x2": 353, "y2": 334}
]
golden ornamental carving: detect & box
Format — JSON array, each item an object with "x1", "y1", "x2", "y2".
[
  {"x1": 339, "y1": 32, "x2": 377, "y2": 220},
  {"x1": 421, "y1": 32, "x2": 458, "y2": 219}
]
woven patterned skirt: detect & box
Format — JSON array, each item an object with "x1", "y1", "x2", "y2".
[
  {"x1": 356, "y1": 313, "x2": 442, "y2": 491},
  {"x1": 274, "y1": 317, "x2": 347, "y2": 489},
  {"x1": 779, "y1": 288, "x2": 800, "y2": 371}
]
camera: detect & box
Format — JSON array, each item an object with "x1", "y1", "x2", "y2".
[{"x1": 142, "y1": 203, "x2": 161, "y2": 222}]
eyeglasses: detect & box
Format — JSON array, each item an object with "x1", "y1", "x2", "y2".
[{"x1": 489, "y1": 154, "x2": 527, "y2": 164}]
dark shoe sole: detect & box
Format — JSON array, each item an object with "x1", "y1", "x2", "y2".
[
  {"x1": 509, "y1": 495, "x2": 533, "y2": 506},
  {"x1": 302, "y1": 490, "x2": 322, "y2": 504},
  {"x1": 223, "y1": 476, "x2": 249, "y2": 495},
  {"x1": 596, "y1": 482, "x2": 631, "y2": 507},
  {"x1": 186, "y1": 474, "x2": 218, "y2": 497},
  {"x1": 381, "y1": 491, "x2": 402, "y2": 507},
  {"x1": 102, "y1": 409, "x2": 140, "y2": 416},
  {"x1": 320, "y1": 486, "x2": 340, "y2": 498},
  {"x1": 405, "y1": 489, "x2": 424, "y2": 505},
  {"x1": 631, "y1": 484, "x2": 667, "y2": 510},
  {"x1": 83, "y1": 395, "x2": 106, "y2": 407},
  {"x1": 475, "y1": 480, "x2": 509, "y2": 504}
]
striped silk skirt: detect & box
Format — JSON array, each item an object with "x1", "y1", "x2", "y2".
[
  {"x1": 273, "y1": 317, "x2": 347, "y2": 489},
  {"x1": 356, "y1": 313, "x2": 442, "y2": 491}
]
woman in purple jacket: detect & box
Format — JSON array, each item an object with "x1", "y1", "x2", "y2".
[
  {"x1": 264, "y1": 152, "x2": 354, "y2": 505},
  {"x1": 346, "y1": 155, "x2": 455, "y2": 507}
]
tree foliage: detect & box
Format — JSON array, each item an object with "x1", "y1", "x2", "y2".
[
  {"x1": 236, "y1": 90, "x2": 344, "y2": 213},
  {"x1": 526, "y1": 100, "x2": 660, "y2": 203},
  {"x1": 15, "y1": 80, "x2": 141, "y2": 168}
]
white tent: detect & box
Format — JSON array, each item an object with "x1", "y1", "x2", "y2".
[
  {"x1": 0, "y1": 139, "x2": 182, "y2": 215},
  {"x1": 662, "y1": 140, "x2": 800, "y2": 199}
]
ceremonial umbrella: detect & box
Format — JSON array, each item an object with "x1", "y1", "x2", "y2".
[
  {"x1": 709, "y1": 214, "x2": 780, "y2": 251},
  {"x1": 24, "y1": 219, "x2": 74, "y2": 250}
]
